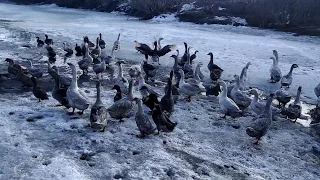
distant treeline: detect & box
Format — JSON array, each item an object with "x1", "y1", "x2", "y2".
[{"x1": 7, "y1": 0, "x2": 320, "y2": 36}]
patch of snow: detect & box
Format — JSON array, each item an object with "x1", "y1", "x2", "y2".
[
  {"x1": 218, "y1": 7, "x2": 226, "y2": 11},
  {"x1": 180, "y1": 2, "x2": 196, "y2": 12},
  {"x1": 151, "y1": 14, "x2": 178, "y2": 22},
  {"x1": 230, "y1": 17, "x2": 247, "y2": 26},
  {"x1": 215, "y1": 16, "x2": 228, "y2": 21}
]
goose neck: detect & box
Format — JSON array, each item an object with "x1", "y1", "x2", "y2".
[
  {"x1": 137, "y1": 99, "x2": 143, "y2": 114},
  {"x1": 127, "y1": 81, "x2": 134, "y2": 100},
  {"x1": 194, "y1": 65, "x2": 201, "y2": 81},
  {"x1": 70, "y1": 66, "x2": 78, "y2": 88},
  {"x1": 294, "y1": 89, "x2": 301, "y2": 104},
  {"x1": 173, "y1": 57, "x2": 178, "y2": 68},
  {"x1": 166, "y1": 79, "x2": 172, "y2": 96},
  {"x1": 209, "y1": 54, "x2": 213, "y2": 64},
  {"x1": 179, "y1": 71, "x2": 185, "y2": 86},
  {"x1": 95, "y1": 84, "x2": 103, "y2": 105},
  {"x1": 252, "y1": 93, "x2": 259, "y2": 102},
  {"x1": 272, "y1": 58, "x2": 278, "y2": 66},
  {"x1": 288, "y1": 66, "x2": 294, "y2": 76},
  {"x1": 28, "y1": 60, "x2": 33, "y2": 68},
  {"x1": 221, "y1": 84, "x2": 228, "y2": 97},
  {"x1": 117, "y1": 64, "x2": 123, "y2": 78},
  {"x1": 264, "y1": 95, "x2": 273, "y2": 114}
]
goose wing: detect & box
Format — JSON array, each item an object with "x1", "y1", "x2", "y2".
[
  {"x1": 314, "y1": 83, "x2": 320, "y2": 97},
  {"x1": 158, "y1": 45, "x2": 177, "y2": 57},
  {"x1": 181, "y1": 83, "x2": 205, "y2": 95},
  {"x1": 135, "y1": 42, "x2": 153, "y2": 55},
  {"x1": 224, "y1": 98, "x2": 241, "y2": 113}
]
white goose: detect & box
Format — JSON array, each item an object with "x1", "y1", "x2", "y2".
[
  {"x1": 178, "y1": 69, "x2": 206, "y2": 102},
  {"x1": 186, "y1": 62, "x2": 205, "y2": 89},
  {"x1": 114, "y1": 61, "x2": 129, "y2": 93},
  {"x1": 269, "y1": 50, "x2": 282, "y2": 83},
  {"x1": 239, "y1": 62, "x2": 252, "y2": 90},
  {"x1": 66, "y1": 63, "x2": 89, "y2": 115},
  {"x1": 219, "y1": 81, "x2": 242, "y2": 118},
  {"x1": 114, "y1": 33, "x2": 121, "y2": 51}
]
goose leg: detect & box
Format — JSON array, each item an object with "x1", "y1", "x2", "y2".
[
  {"x1": 136, "y1": 133, "x2": 146, "y2": 138},
  {"x1": 68, "y1": 108, "x2": 75, "y2": 115},
  {"x1": 38, "y1": 99, "x2": 41, "y2": 102},
  {"x1": 253, "y1": 138, "x2": 260, "y2": 145}
]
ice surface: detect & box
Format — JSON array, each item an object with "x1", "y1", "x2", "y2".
[{"x1": 0, "y1": 2, "x2": 319, "y2": 180}]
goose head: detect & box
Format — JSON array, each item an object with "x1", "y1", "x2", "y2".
[
  {"x1": 112, "y1": 85, "x2": 121, "y2": 92},
  {"x1": 36, "y1": 37, "x2": 40, "y2": 40},
  {"x1": 207, "y1": 52, "x2": 213, "y2": 56},
  {"x1": 194, "y1": 50, "x2": 199, "y2": 54},
  {"x1": 249, "y1": 89, "x2": 259, "y2": 96},
  {"x1": 5, "y1": 58, "x2": 14, "y2": 64},
  {"x1": 246, "y1": 62, "x2": 252, "y2": 67},
  {"x1": 291, "y1": 64, "x2": 298, "y2": 69},
  {"x1": 158, "y1": 37, "x2": 164, "y2": 41},
  {"x1": 45, "y1": 34, "x2": 48, "y2": 38},
  {"x1": 272, "y1": 50, "x2": 278, "y2": 57}
]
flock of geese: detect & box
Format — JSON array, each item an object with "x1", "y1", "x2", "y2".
[{"x1": 3, "y1": 33, "x2": 320, "y2": 144}]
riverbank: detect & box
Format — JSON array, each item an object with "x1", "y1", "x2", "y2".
[{"x1": 5, "y1": 0, "x2": 320, "y2": 37}]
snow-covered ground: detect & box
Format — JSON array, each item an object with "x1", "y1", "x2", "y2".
[{"x1": 0, "y1": 2, "x2": 320, "y2": 180}]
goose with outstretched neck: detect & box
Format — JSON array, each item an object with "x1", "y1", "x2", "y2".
[
  {"x1": 114, "y1": 61, "x2": 128, "y2": 93},
  {"x1": 283, "y1": 86, "x2": 302, "y2": 122},
  {"x1": 90, "y1": 81, "x2": 108, "y2": 131},
  {"x1": 134, "y1": 98, "x2": 156, "y2": 138},
  {"x1": 207, "y1": 52, "x2": 223, "y2": 81},
  {"x1": 78, "y1": 43, "x2": 93, "y2": 75},
  {"x1": 50, "y1": 66, "x2": 70, "y2": 108},
  {"x1": 99, "y1": 33, "x2": 106, "y2": 49},
  {"x1": 281, "y1": 64, "x2": 298, "y2": 88},
  {"x1": 239, "y1": 62, "x2": 252, "y2": 90},
  {"x1": 269, "y1": 50, "x2": 282, "y2": 83},
  {"x1": 160, "y1": 76, "x2": 174, "y2": 117},
  {"x1": 230, "y1": 75, "x2": 251, "y2": 109},
  {"x1": 66, "y1": 63, "x2": 89, "y2": 115},
  {"x1": 246, "y1": 93, "x2": 274, "y2": 144}
]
